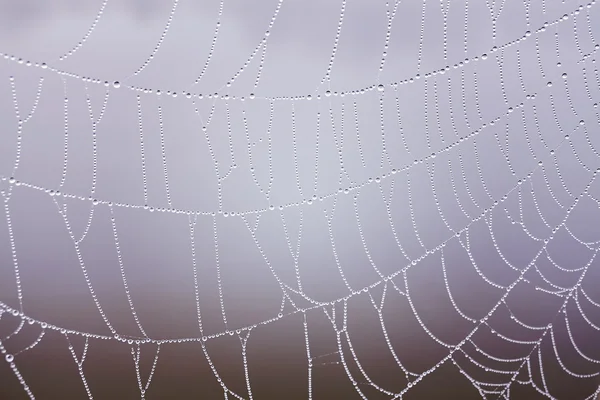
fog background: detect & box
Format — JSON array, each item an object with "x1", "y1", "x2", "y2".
[{"x1": 0, "y1": 0, "x2": 600, "y2": 399}]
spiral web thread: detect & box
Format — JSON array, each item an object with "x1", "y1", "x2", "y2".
[{"x1": 1, "y1": 0, "x2": 600, "y2": 399}]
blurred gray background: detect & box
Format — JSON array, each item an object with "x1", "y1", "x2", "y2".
[{"x1": 0, "y1": 0, "x2": 600, "y2": 399}]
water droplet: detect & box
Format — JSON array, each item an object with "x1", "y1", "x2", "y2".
[
  {"x1": 562, "y1": 73, "x2": 567, "y2": 79},
  {"x1": 481, "y1": 54, "x2": 488, "y2": 60},
  {"x1": 249, "y1": 93, "x2": 255, "y2": 100},
  {"x1": 5, "y1": 354, "x2": 14, "y2": 363},
  {"x1": 377, "y1": 84, "x2": 384, "y2": 92},
  {"x1": 547, "y1": 81, "x2": 552, "y2": 87}
]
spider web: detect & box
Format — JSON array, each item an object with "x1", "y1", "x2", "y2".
[{"x1": 1, "y1": 0, "x2": 600, "y2": 399}]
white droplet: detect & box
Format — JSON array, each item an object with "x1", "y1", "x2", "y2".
[
  {"x1": 5, "y1": 354, "x2": 14, "y2": 363},
  {"x1": 377, "y1": 84, "x2": 384, "y2": 92},
  {"x1": 113, "y1": 81, "x2": 121, "y2": 88}
]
